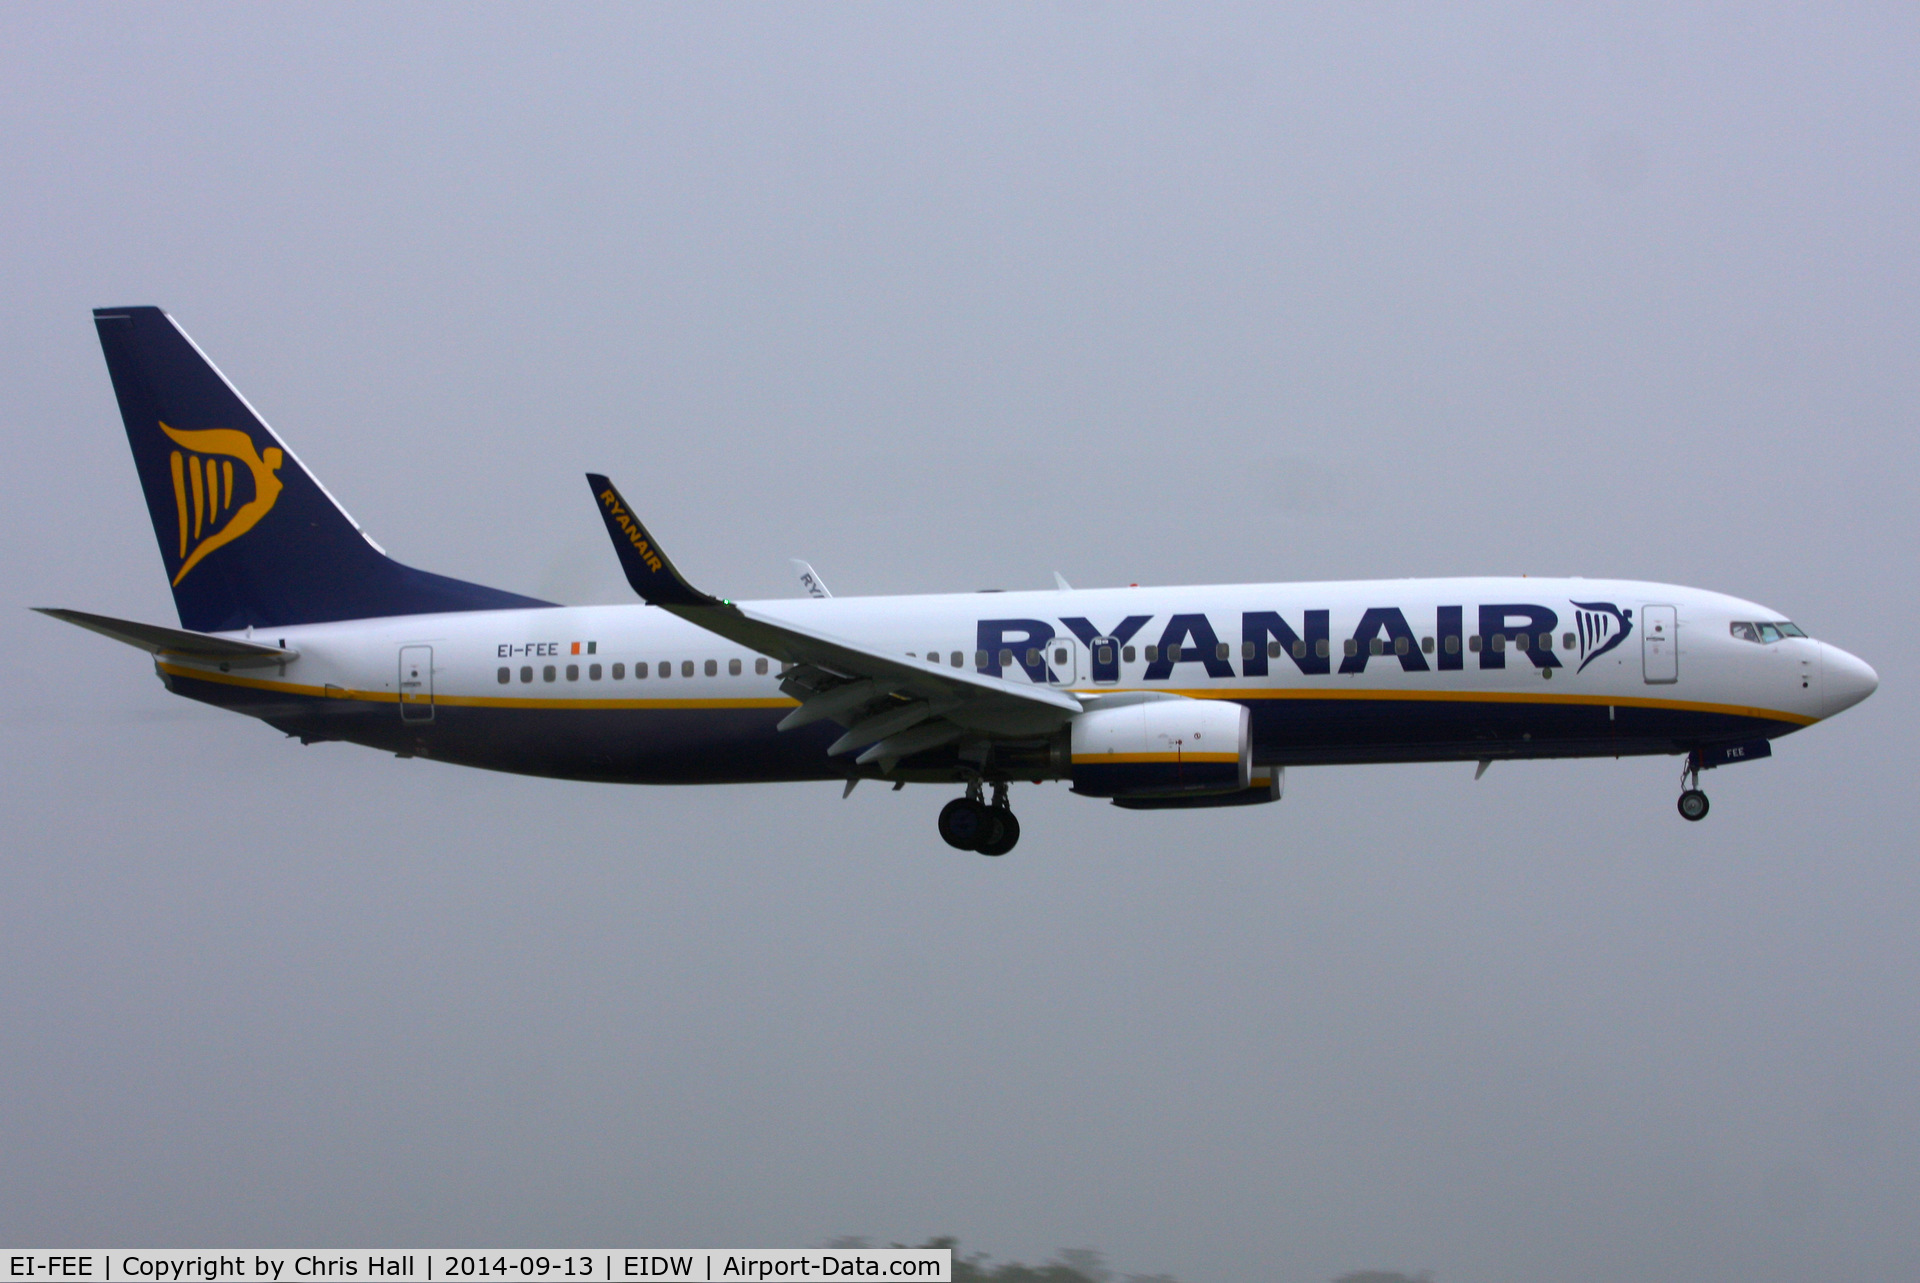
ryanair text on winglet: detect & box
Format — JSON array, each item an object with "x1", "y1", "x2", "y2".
[{"x1": 599, "y1": 489, "x2": 664, "y2": 574}]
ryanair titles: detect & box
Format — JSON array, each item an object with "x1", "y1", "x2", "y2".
[
  {"x1": 597, "y1": 488, "x2": 665, "y2": 574},
  {"x1": 977, "y1": 600, "x2": 1633, "y2": 683}
]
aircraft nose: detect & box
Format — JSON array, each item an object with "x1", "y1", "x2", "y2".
[{"x1": 1820, "y1": 643, "x2": 1879, "y2": 717}]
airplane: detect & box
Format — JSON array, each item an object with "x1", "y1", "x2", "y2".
[{"x1": 40, "y1": 306, "x2": 1879, "y2": 855}]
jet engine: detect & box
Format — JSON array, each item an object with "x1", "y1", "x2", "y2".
[{"x1": 1069, "y1": 695, "x2": 1250, "y2": 801}]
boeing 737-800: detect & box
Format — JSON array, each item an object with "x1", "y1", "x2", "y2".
[{"x1": 41, "y1": 306, "x2": 1879, "y2": 854}]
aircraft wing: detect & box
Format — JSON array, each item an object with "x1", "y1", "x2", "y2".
[
  {"x1": 586, "y1": 474, "x2": 1081, "y2": 768},
  {"x1": 34, "y1": 607, "x2": 297, "y2": 666}
]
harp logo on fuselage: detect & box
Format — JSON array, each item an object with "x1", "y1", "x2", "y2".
[{"x1": 159, "y1": 421, "x2": 284, "y2": 585}]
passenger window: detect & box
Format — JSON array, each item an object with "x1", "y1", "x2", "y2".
[
  {"x1": 1166, "y1": 644, "x2": 1182, "y2": 662},
  {"x1": 950, "y1": 651, "x2": 962, "y2": 668},
  {"x1": 566, "y1": 664, "x2": 579, "y2": 681},
  {"x1": 613, "y1": 662, "x2": 626, "y2": 679},
  {"x1": 756, "y1": 658, "x2": 769, "y2": 675},
  {"x1": 1492, "y1": 634, "x2": 1506, "y2": 652},
  {"x1": 1053, "y1": 647, "x2": 1068, "y2": 665},
  {"x1": 1561, "y1": 632, "x2": 1574, "y2": 650},
  {"x1": 1368, "y1": 638, "x2": 1383, "y2": 655},
  {"x1": 1292, "y1": 640, "x2": 1306, "y2": 659},
  {"x1": 1216, "y1": 642, "x2": 1230, "y2": 661},
  {"x1": 729, "y1": 658, "x2": 742, "y2": 676},
  {"x1": 1391, "y1": 637, "x2": 1405, "y2": 655},
  {"x1": 1421, "y1": 636, "x2": 1434, "y2": 653},
  {"x1": 1144, "y1": 644, "x2": 1158, "y2": 662},
  {"x1": 543, "y1": 665, "x2": 556, "y2": 682},
  {"x1": 1025, "y1": 648, "x2": 1040, "y2": 667},
  {"x1": 1243, "y1": 641, "x2": 1257, "y2": 660},
  {"x1": 1538, "y1": 633, "x2": 1552, "y2": 651},
  {"x1": 1344, "y1": 638, "x2": 1358, "y2": 657},
  {"x1": 1445, "y1": 636, "x2": 1460, "y2": 655},
  {"x1": 1123, "y1": 646, "x2": 1136, "y2": 663},
  {"x1": 497, "y1": 667, "x2": 510, "y2": 684},
  {"x1": 520, "y1": 665, "x2": 533, "y2": 683},
  {"x1": 927, "y1": 651, "x2": 940, "y2": 664},
  {"x1": 701, "y1": 660, "x2": 714, "y2": 677},
  {"x1": 975, "y1": 650, "x2": 988, "y2": 668},
  {"x1": 1468, "y1": 635, "x2": 1481, "y2": 653},
  {"x1": 589, "y1": 663, "x2": 602, "y2": 680},
  {"x1": 998, "y1": 648, "x2": 1014, "y2": 668},
  {"x1": 659, "y1": 662, "x2": 670, "y2": 679},
  {"x1": 1315, "y1": 639, "x2": 1330, "y2": 658},
  {"x1": 1514, "y1": 634, "x2": 1528, "y2": 652}
]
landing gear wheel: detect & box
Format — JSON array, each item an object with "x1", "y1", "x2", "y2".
[
  {"x1": 976, "y1": 809, "x2": 1020, "y2": 856},
  {"x1": 938, "y1": 797, "x2": 989, "y2": 850},
  {"x1": 1678, "y1": 789, "x2": 1710, "y2": 822}
]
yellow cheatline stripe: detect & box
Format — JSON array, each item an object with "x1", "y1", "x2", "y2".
[
  {"x1": 154, "y1": 662, "x2": 1812, "y2": 726},
  {"x1": 1072, "y1": 752, "x2": 1241, "y2": 765},
  {"x1": 1076, "y1": 685, "x2": 1817, "y2": 727},
  {"x1": 155, "y1": 662, "x2": 799, "y2": 711}
]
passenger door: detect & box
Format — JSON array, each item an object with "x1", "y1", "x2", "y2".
[
  {"x1": 399, "y1": 645, "x2": 435, "y2": 721},
  {"x1": 1642, "y1": 606, "x2": 1677, "y2": 684}
]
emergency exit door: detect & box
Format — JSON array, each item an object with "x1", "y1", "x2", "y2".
[
  {"x1": 1642, "y1": 606, "x2": 1677, "y2": 684},
  {"x1": 399, "y1": 645, "x2": 435, "y2": 721}
]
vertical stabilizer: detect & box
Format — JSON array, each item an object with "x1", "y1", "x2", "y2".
[{"x1": 93, "y1": 307, "x2": 551, "y2": 631}]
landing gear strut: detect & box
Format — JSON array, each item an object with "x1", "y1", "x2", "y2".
[
  {"x1": 938, "y1": 780, "x2": 1021, "y2": 855},
  {"x1": 1677, "y1": 751, "x2": 1709, "y2": 822}
]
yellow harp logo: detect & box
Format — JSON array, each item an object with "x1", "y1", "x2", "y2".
[{"x1": 160, "y1": 422, "x2": 285, "y2": 585}]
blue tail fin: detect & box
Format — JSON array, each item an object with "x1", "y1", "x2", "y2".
[{"x1": 93, "y1": 307, "x2": 552, "y2": 631}]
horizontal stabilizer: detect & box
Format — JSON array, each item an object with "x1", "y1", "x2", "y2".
[
  {"x1": 34, "y1": 607, "x2": 296, "y2": 667},
  {"x1": 35, "y1": 606, "x2": 295, "y2": 668}
]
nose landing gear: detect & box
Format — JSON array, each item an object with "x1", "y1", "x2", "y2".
[
  {"x1": 937, "y1": 780, "x2": 1021, "y2": 855},
  {"x1": 1677, "y1": 751, "x2": 1710, "y2": 822}
]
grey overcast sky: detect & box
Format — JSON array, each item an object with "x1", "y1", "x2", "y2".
[{"x1": 2, "y1": 5, "x2": 1915, "y2": 1281}]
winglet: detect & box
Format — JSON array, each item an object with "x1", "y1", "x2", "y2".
[
  {"x1": 585, "y1": 474, "x2": 722, "y2": 608},
  {"x1": 792, "y1": 559, "x2": 832, "y2": 599}
]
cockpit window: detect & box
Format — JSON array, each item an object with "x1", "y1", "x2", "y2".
[{"x1": 1731, "y1": 620, "x2": 1807, "y2": 644}]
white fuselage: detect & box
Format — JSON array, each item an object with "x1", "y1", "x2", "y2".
[{"x1": 153, "y1": 577, "x2": 1876, "y2": 785}]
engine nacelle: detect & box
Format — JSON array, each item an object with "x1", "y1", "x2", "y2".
[
  {"x1": 1110, "y1": 768, "x2": 1283, "y2": 810},
  {"x1": 1069, "y1": 695, "x2": 1250, "y2": 800}
]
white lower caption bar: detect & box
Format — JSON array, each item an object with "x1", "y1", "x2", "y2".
[{"x1": 2, "y1": 1254, "x2": 950, "y2": 1283}]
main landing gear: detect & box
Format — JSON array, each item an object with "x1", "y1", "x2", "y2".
[
  {"x1": 938, "y1": 780, "x2": 1021, "y2": 855},
  {"x1": 1677, "y1": 751, "x2": 1710, "y2": 822}
]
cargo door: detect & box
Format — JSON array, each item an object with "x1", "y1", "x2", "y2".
[
  {"x1": 399, "y1": 645, "x2": 435, "y2": 721},
  {"x1": 1642, "y1": 606, "x2": 1677, "y2": 684}
]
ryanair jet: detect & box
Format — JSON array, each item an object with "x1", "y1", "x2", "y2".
[{"x1": 42, "y1": 307, "x2": 1879, "y2": 854}]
